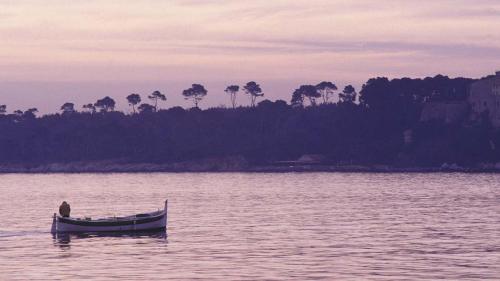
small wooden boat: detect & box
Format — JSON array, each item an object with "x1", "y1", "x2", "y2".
[{"x1": 51, "y1": 200, "x2": 168, "y2": 233}]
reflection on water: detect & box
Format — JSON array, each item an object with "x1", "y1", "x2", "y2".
[
  {"x1": 53, "y1": 230, "x2": 167, "y2": 248},
  {"x1": 0, "y1": 173, "x2": 500, "y2": 280}
]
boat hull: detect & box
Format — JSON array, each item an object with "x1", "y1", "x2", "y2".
[
  {"x1": 53, "y1": 212, "x2": 167, "y2": 233},
  {"x1": 51, "y1": 200, "x2": 168, "y2": 233}
]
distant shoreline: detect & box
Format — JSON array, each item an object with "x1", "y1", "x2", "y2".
[{"x1": 0, "y1": 161, "x2": 499, "y2": 174}]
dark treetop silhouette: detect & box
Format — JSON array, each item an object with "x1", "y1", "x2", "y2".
[
  {"x1": 94, "y1": 96, "x2": 115, "y2": 112},
  {"x1": 243, "y1": 82, "x2": 264, "y2": 107},
  {"x1": 148, "y1": 91, "x2": 166, "y2": 112},
  {"x1": 292, "y1": 85, "x2": 321, "y2": 107},
  {"x1": 0, "y1": 74, "x2": 494, "y2": 171},
  {"x1": 183, "y1": 84, "x2": 207, "y2": 108},
  {"x1": 225, "y1": 85, "x2": 240, "y2": 109},
  {"x1": 340, "y1": 85, "x2": 357, "y2": 104},
  {"x1": 60, "y1": 103, "x2": 75, "y2": 114},
  {"x1": 82, "y1": 103, "x2": 96, "y2": 113},
  {"x1": 316, "y1": 81, "x2": 338, "y2": 104},
  {"x1": 138, "y1": 103, "x2": 155, "y2": 113},
  {"x1": 126, "y1": 94, "x2": 141, "y2": 114}
]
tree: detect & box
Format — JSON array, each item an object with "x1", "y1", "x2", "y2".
[
  {"x1": 291, "y1": 85, "x2": 319, "y2": 106},
  {"x1": 291, "y1": 88, "x2": 305, "y2": 107},
  {"x1": 303, "y1": 85, "x2": 321, "y2": 106},
  {"x1": 316, "y1": 81, "x2": 337, "y2": 104},
  {"x1": 94, "y1": 96, "x2": 116, "y2": 112},
  {"x1": 23, "y1": 108, "x2": 38, "y2": 119},
  {"x1": 148, "y1": 91, "x2": 166, "y2": 112},
  {"x1": 182, "y1": 84, "x2": 207, "y2": 108},
  {"x1": 359, "y1": 77, "x2": 391, "y2": 109},
  {"x1": 138, "y1": 103, "x2": 155, "y2": 114},
  {"x1": 339, "y1": 85, "x2": 357, "y2": 104},
  {"x1": 82, "y1": 103, "x2": 96, "y2": 114},
  {"x1": 225, "y1": 85, "x2": 239, "y2": 109},
  {"x1": 0, "y1": 105, "x2": 6, "y2": 115},
  {"x1": 127, "y1": 93, "x2": 141, "y2": 114},
  {"x1": 60, "y1": 102, "x2": 75, "y2": 114},
  {"x1": 243, "y1": 81, "x2": 264, "y2": 107}
]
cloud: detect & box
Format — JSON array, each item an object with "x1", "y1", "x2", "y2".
[{"x1": 0, "y1": 1, "x2": 499, "y2": 87}]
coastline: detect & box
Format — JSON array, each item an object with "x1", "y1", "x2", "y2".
[{"x1": 0, "y1": 160, "x2": 498, "y2": 174}]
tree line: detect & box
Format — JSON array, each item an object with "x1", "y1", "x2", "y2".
[
  {"x1": 0, "y1": 80, "x2": 358, "y2": 117},
  {"x1": 0, "y1": 74, "x2": 495, "y2": 168}
]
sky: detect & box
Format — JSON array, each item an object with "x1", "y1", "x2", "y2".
[{"x1": 1, "y1": 0, "x2": 500, "y2": 113}]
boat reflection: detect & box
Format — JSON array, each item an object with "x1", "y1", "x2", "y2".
[{"x1": 52, "y1": 230, "x2": 167, "y2": 248}]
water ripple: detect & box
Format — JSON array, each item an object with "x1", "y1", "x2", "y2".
[{"x1": 0, "y1": 173, "x2": 499, "y2": 280}]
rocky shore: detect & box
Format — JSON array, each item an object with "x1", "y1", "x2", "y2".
[{"x1": 0, "y1": 157, "x2": 499, "y2": 173}]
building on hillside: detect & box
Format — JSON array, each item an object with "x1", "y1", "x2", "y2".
[
  {"x1": 469, "y1": 71, "x2": 500, "y2": 126},
  {"x1": 420, "y1": 101, "x2": 469, "y2": 124}
]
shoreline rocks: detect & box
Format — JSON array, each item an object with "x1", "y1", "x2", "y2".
[{"x1": 0, "y1": 160, "x2": 499, "y2": 173}]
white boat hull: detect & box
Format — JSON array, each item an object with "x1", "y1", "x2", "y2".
[{"x1": 51, "y1": 201, "x2": 168, "y2": 233}]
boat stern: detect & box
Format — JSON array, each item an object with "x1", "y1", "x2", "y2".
[
  {"x1": 50, "y1": 213, "x2": 57, "y2": 234},
  {"x1": 164, "y1": 199, "x2": 168, "y2": 226}
]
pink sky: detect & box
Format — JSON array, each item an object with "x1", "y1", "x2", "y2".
[{"x1": 1, "y1": 0, "x2": 499, "y2": 113}]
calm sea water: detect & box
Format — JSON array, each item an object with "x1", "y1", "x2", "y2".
[{"x1": 0, "y1": 173, "x2": 499, "y2": 280}]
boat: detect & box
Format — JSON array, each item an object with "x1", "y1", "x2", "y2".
[{"x1": 51, "y1": 200, "x2": 168, "y2": 233}]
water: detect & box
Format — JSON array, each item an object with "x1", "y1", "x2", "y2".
[{"x1": 0, "y1": 173, "x2": 499, "y2": 280}]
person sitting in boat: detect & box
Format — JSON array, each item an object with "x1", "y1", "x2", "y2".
[{"x1": 59, "y1": 201, "x2": 71, "y2": 217}]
